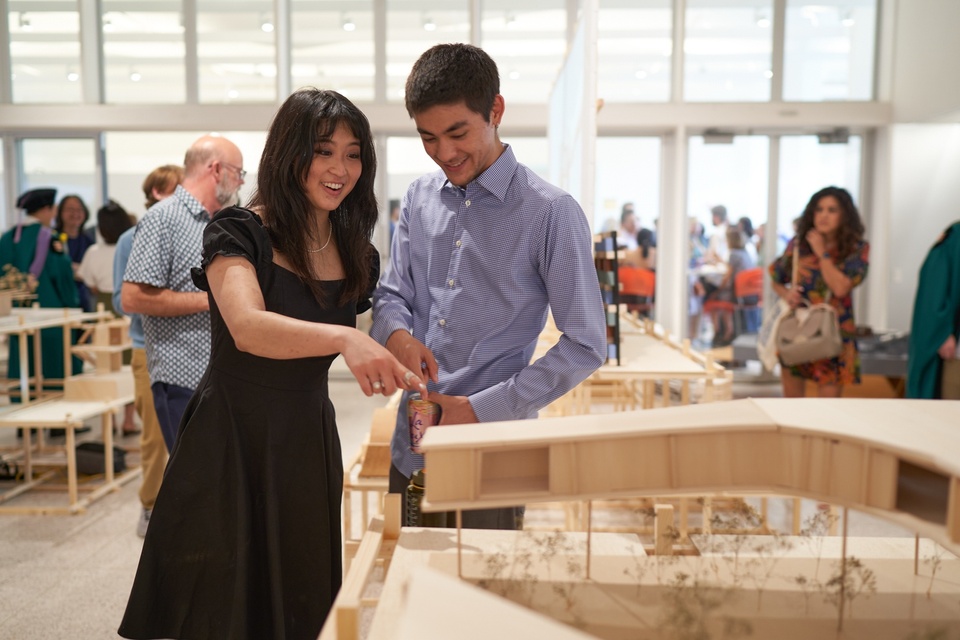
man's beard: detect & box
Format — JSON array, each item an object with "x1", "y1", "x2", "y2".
[{"x1": 215, "y1": 179, "x2": 240, "y2": 208}]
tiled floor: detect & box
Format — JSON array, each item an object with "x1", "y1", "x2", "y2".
[{"x1": 0, "y1": 361, "x2": 914, "y2": 639}]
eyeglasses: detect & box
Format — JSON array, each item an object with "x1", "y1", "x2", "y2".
[{"x1": 220, "y1": 161, "x2": 247, "y2": 181}]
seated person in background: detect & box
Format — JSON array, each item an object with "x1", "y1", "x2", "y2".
[
  {"x1": 621, "y1": 227, "x2": 657, "y2": 271},
  {"x1": 704, "y1": 227, "x2": 756, "y2": 346},
  {"x1": 617, "y1": 203, "x2": 639, "y2": 250},
  {"x1": 703, "y1": 204, "x2": 730, "y2": 265},
  {"x1": 737, "y1": 216, "x2": 760, "y2": 263}
]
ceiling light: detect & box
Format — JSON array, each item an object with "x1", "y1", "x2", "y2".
[
  {"x1": 103, "y1": 16, "x2": 115, "y2": 32},
  {"x1": 635, "y1": 70, "x2": 648, "y2": 80},
  {"x1": 261, "y1": 20, "x2": 274, "y2": 33},
  {"x1": 228, "y1": 89, "x2": 240, "y2": 100},
  {"x1": 67, "y1": 70, "x2": 79, "y2": 82},
  {"x1": 505, "y1": 12, "x2": 516, "y2": 28},
  {"x1": 508, "y1": 70, "x2": 520, "y2": 80},
  {"x1": 764, "y1": 69, "x2": 773, "y2": 79},
  {"x1": 841, "y1": 11, "x2": 855, "y2": 27},
  {"x1": 342, "y1": 16, "x2": 356, "y2": 32},
  {"x1": 19, "y1": 14, "x2": 32, "y2": 31},
  {"x1": 130, "y1": 70, "x2": 142, "y2": 82},
  {"x1": 756, "y1": 16, "x2": 770, "y2": 28},
  {"x1": 423, "y1": 16, "x2": 436, "y2": 31}
]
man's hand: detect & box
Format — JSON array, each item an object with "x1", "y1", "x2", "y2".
[
  {"x1": 939, "y1": 335, "x2": 957, "y2": 360},
  {"x1": 430, "y1": 392, "x2": 478, "y2": 426},
  {"x1": 385, "y1": 330, "x2": 439, "y2": 395}
]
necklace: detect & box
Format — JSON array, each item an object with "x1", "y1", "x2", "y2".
[{"x1": 308, "y1": 223, "x2": 333, "y2": 253}]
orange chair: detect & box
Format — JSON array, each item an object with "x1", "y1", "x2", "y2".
[
  {"x1": 618, "y1": 266, "x2": 655, "y2": 317},
  {"x1": 734, "y1": 267, "x2": 764, "y2": 333},
  {"x1": 703, "y1": 266, "x2": 765, "y2": 343}
]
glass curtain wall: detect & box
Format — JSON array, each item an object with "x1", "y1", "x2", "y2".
[
  {"x1": 102, "y1": 1, "x2": 185, "y2": 104},
  {"x1": 480, "y1": 1, "x2": 568, "y2": 104},
  {"x1": 18, "y1": 137, "x2": 100, "y2": 231},
  {"x1": 684, "y1": 0, "x2": 773, "y2": 101},
  {"x1": 385, "y1": 0, "x2": 470, "y2": 101},
  {"x1": 595, "y1": 137, "x2": 661, "y2": 236},
  {"x1": 197, "y1": 0, "x2": 277, "y2": 103},
  {"x1": 9, "y1": 3, "x2": 82, "y2": 103},
  {"x1": 783, "y1": 0, "x2": 877, "y2": 101},
  {"x1": 687, "y1": 135, "x2": 769, "y2": 347},
  {"x1": 291, "y1": 0, "x2": 376, "y2": 101},
  {"x1": 597, "y1": 0, "x2": 672, "y2": 103}
]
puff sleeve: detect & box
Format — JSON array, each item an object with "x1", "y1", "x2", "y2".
[{"x1": 191, "y1": 207, "x2": 272, "y2": 291}]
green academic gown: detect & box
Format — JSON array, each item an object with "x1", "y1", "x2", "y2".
[
  {"x1": 0, "y1": 223, "x2": 82, "y2": 385},
  {"x1": 906, "y1": 221, "x2": 960, "y2": 398}
]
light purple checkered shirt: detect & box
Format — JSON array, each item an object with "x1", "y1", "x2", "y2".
[{"x1": 371, "y1": 144, "x2": 606, "y2": 478}]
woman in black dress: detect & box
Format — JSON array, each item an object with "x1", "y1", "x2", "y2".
[{"x1": 119, "y1": 88, "x2": 426, "y2": 640}]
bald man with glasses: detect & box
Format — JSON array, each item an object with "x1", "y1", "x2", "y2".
[{"x1": 122, "y1": 133, "x2": 245, "y2": 451}]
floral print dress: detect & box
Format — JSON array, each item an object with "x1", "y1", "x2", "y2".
[{"x1": 769, "y1": 237, "x2": 870, "y2": 386}]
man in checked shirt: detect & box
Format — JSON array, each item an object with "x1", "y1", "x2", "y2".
[{"x1": 372, "y1": 43, "x2": 607, "y2": 530}]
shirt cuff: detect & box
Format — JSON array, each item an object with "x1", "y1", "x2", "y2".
[
  {"x1": 369, "y1": 312, "x2": 410, "y2": 346},
  {"x1": 469, "y1": 382, "x2": 519, "y2": 423}
]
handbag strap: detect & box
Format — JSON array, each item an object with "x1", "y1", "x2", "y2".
[{"x1": 792, "y1": 238, "x2": 832, "y2": 304}]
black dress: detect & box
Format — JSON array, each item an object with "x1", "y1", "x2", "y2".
[{"x1": 120, "y1": 207, "x2": 373, "y2": 640}]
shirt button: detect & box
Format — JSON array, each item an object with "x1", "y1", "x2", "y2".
[
  {"x1": 465, "y1": 200, "x2": 471, "y2": 207},
  {"x1": 455, "y1": 240, "x2": 462, "y2": 248},
  {"x1": 448, "y1": 279, "x2": 455, "y2": 287},
  {"x1": 439, "y1": 319, "x2": 446, "y2": 327}
]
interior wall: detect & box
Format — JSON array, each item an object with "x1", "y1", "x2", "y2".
[
  {"x1": 882, "y1": 0, "x2": 960, "y2": 332},
  {"x1": 886, "y1": 123, "x2": 960, "y2": 331},
  {"x1": 890, "y1": 0, "x2": 960, "y2": 123}
]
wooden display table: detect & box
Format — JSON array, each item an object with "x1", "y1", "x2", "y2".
[
  {"x1": 0, "y1": 307, "x2": 114, "y2": 403},
  {"x1": 0, "y1": 396, "x2": 137, "y2": 514}
]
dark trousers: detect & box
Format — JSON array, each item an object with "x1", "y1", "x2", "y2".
[
  {"x1": 389, "y1": 463, "x2": 524, "y2": 531},
  {"x1": 151, "y1": 382, "x2": 194, "y2": 452}
]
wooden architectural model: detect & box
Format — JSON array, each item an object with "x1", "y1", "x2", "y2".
[{"x1": 323, "y1": 398, "x2": 960, "y2": 640}]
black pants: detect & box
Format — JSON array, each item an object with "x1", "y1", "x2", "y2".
[{"x1": 389, "y1": 463, "x2": 524, "y2": 530}]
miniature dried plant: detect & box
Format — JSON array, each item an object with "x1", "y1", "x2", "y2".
[
  {"x1": 821, "y1": 555, "x2": 878, "y2": 627},
  {"x1": 475, "y1": 530, "x2": 587, "y2": 627},
  {"x1": 658, "y1": 571, "x2": 753, "y2": 640},
  {"x1": 0, "y1": 265, "x2": 36, "y2": 293},
  {"x1": 742, "y1": 529, "x2": 794, "y2": 610},
  {"x1": 923, "y1": 544, "x2": 946, "y2": 600},
  {"x1": 798, "y1": 507, "x2": 839, "y2": 580}
]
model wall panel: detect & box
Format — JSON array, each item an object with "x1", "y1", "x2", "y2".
[
  {"x1": 424, "y1": 451, "x2": 475, "y2": 503},
  {"x1": 829, "y1": 440, "x2": 866, "y2": 503},
  {"x1": 777, "y1": 433, "x2": 807, "y2": 491},
  {"x1": 574, "y1": 436, "x2": 671, "y2": 494},
  {"x1": 548, "y1": 443, "x2": 578, "y2": 495},
  {"x1": 865, "y1": 449, "x2": 899, "y2": 510}
]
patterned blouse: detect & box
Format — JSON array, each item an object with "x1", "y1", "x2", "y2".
[{"x1": 769, "y1": 237, "x2": 870, "y2": 342}]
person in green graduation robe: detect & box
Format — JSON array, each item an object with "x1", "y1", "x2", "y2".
[
  {"x1": 906, "y1": 221, "x2": 960, "y2": 398},
  {"x1": 0, "y1": 187, "x2": 82, "y2": 389}
]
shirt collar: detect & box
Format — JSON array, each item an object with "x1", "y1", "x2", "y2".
[
  {"x1": 440, "y1": 143, "x2": 516, "y2": 203},
  {"x1": 172, "y1": 184, "x2": 212, "y2": 221}
]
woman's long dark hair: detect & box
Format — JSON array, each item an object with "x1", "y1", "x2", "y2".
[
  {"x1": 249, "y1": 88, "x2": 378, "y2": 306},
  {"x1": 796, "y1": 186, "x2": 864, "y2": 260}
]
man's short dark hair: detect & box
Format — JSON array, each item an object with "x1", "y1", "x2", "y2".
[{"x1": 404, "y1": 43, "x2": 499, "y2": 121}]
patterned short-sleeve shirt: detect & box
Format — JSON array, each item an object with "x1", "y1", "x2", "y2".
[{"x1": 123, "y1": 185, "x2": 212, "y2": 389}]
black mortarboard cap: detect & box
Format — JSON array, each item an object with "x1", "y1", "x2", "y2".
[{"x1": 16, "y1": 188, "x2": 57, "y2": 215}]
